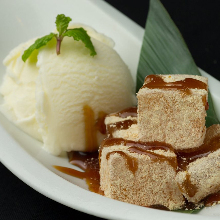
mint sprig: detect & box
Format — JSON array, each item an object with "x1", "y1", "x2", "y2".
[{"x1": 22, "y1": 14, "x2": 97, "y2": 62}]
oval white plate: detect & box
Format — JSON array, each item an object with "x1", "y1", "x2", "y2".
[{"x1": 0, "y1": 0, "x2": 220, "y2": 219}]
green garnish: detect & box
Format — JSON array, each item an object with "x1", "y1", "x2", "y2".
[
  {"x1": 174, "y1": 208, "x2": 202, "y2": 214},
  {"x1": 22, "y1": 14, "x2": 96, "y2": 62}
]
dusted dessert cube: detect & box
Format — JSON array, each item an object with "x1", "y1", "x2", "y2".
[
  {"x1": 176, "y1": 124, "x2": 220, "y2": 203},
  {"x1": 99, "y1": 138, "x2": 185, "y2": 210},
  {"x1": 137, "y1": 75, "x2": 208, "y2": 151},
  {"x1": 104, "y1": 107, "x2": 139, "y2": 141}
]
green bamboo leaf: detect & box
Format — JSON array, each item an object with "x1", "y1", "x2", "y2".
[
  {"x1": 137, "y1": 0, "x2": 219, "y2": 127},
  {"x1": 174, "y1": 208, "x2": 202, "y2": 214}
]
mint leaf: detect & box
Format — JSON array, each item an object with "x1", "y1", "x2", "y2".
[
  {"x1": 63, "y1": 28, "x2": 97, "y2": 56},
  {"x1": 22, "y1": 33, "x2": 55, "y2": 62},
  {"x1": 55, "y1": 14, "x2": 72, "y2": 36},
  {"x1": 22, "y1": 14, "x2": 97, "y2": 61}
]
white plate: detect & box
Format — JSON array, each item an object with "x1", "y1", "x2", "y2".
[{"x1": 0, "y1": 0, "x2": 220, "y2": 219}]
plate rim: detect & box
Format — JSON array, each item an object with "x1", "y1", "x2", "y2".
[{"x1": 0, "y1": 0, "x2": 220, "y2": 219}]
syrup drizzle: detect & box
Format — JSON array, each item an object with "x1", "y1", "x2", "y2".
[
  {"x1": 175, "y1": 135, "x2": 220, "y2": 197},
  {"x1": 83, "y1": 105, "x2": 107, "y2": 152},
  {"x1": 142, "y1": 75, "x2": 207, "y2": 95},
  {"x1": 149, "y1": 204, "x2": 170, "y2": 211},
  {"x1": 113, "y1": 106, "x2": 137, "y2": 118},
  {"x1": 178, "y1": 173, "x2": 198, "y2": 198},
  {"x1": 176, "y1": 135, "x2": 220, "y2": 171},
  {"x1": 106, "y1": 119, "x2": 137, "y2": 137},
  {"x1": 54, "y1": 151, "x2": 102, "y2": 194},
  {"x1": 83, "y1": 105, "x2": 98, "y2": 152},
  {"x1": 203, "y1": 191, "x2": 220, "y2": 207},
  {"x1": 96, "y1": 111, "x2": 107, "y2": 134},
  {"x1": 106, "y1": 151, "x2": 138, "y2": 174},
  {"x1": 128, "y1": 145, "x2": 177, "y2": 170},
  {"x1": 106, "y1": 107, "x2": 138, "y2": 137},
  {"x1": 99, "y1": 138, "x2": 174, "y2": 157}
]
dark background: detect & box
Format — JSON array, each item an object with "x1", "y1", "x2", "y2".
[
  {"x1": 1, "y1": 1, "x2": 220, "y2": 220},
  {"x1": 106, "y1": 0, "x2": 220, "y2": 80}
]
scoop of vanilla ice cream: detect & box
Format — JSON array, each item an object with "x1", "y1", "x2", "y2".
[
  {"x1": 0, "y1": 38, "x2": 42, "y2": 141},
  {"x1": 0, "y1": 24, "x2": 136, "y2": 155}
]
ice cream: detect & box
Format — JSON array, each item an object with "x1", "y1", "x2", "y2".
[{"x1": 0, "y1": 24, "x2": 136, "y2": 155}]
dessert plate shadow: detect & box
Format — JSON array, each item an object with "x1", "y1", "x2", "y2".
[{"x1": 0, "y1": 0, "x2": 220, "y2": 219}]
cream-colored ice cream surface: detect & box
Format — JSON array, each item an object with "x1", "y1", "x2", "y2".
[
  {"x1": 0, "y1": 38, "x2": 42, "y2": 141},
  {"x1": 0, "y1": 24, "x2": 136, "y2": 155}
]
